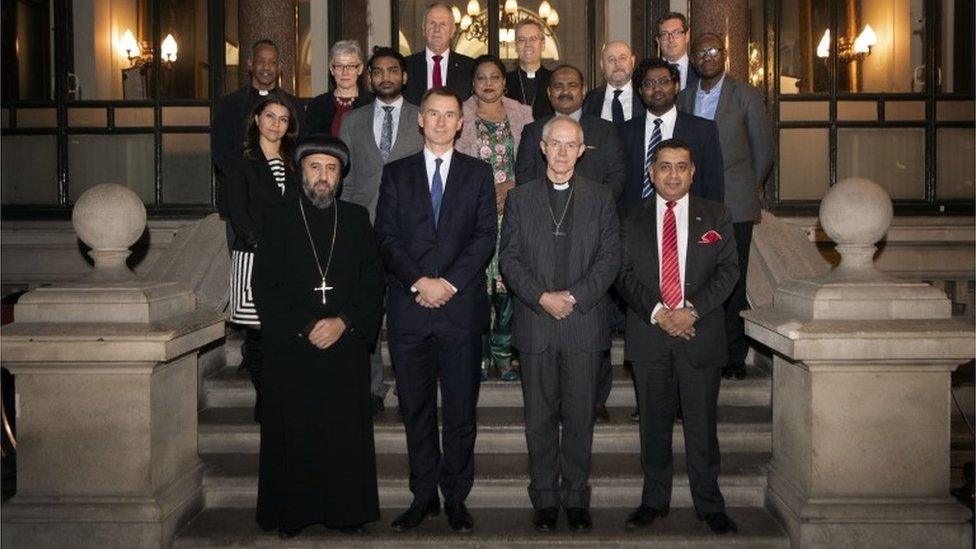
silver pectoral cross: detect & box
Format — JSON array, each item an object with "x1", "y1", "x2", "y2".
[
  {"x1": 314, "y1": 278, "x2": 334, "y2": 305},
  {"x1": 553, "y1": 228, "x2": 567, "y2": 237}
]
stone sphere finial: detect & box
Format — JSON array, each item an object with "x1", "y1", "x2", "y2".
[
  {"x1": 818, "y1": 177, "x2": 894, "y2": 282},
  {"x1": 72, "y1": 183, "x2": 147, "y2": 283}
]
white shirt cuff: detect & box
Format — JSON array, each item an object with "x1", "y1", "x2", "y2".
[{"x1": 650, "y1": 302, "x2": 666, "y2": 324}]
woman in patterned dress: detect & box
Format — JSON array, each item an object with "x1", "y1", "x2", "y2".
[
  {"x1": 217, "y1": 95, "x2": 300, "y2": 420},
  {"x1": 456, "y1": 54, "x2": 533, "y2": 381}
]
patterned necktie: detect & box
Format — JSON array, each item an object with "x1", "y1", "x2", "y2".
[
  {"x1": 642, "y1": 118, "x2": 663, "y2": 199},
  {"x1": 379, "y1": 105, "x2": 394, "y2": 161},
  {"x1": 432, "y1": 55, "x2": 444, "y2": 88},
  {"x1": 660, "y1": 200, "x2": 682, "y2": 309},
  {"x1": 672, "y1": 63, "x2": 683, "y2": 90},
  {"x1": 431, "y1": 158, "x2": 444, "y2": 227},
  {"x1": 611, "y1": 89, "x2": 625, "y2": 124}
]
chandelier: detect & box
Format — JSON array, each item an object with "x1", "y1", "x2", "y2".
[{"x1": 452, "y1": 0, "x2": 560, "y2": 47}]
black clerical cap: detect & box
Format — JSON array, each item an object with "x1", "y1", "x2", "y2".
[{"x1": 295, "y1": 134, "x2": 351, "y2": 176}]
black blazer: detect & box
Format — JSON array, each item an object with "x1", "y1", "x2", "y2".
[
  {"x1": 515, "y1": 113, "x2": 626, "y2": 200},
  {"x1": 618, "y1": 110, "x2": 725, "y2": 208},
  {"x1": 505, "y1": 66, "x2": 554, "y2": 120},
  {"x1": 216, "y1": 148, "x2": 300, "y2": 252},
  {"x1": 374, "y1": 150, "x2": 497, "y2": 332},
  {"x1": 615, "y1": 196, "x2": 738, "y2": 368},
  {"x1": 581, "y1": 85, "x2": 644, "y2": 122},
  {"x1": 302, "y1": 90, "x2": 373, "y2": 137},
  {"x1": 403, "y1": 51, "x2": 475, "y2": 106},
  {"x1": 685, "y1": 63, "x2": 700, "y2": 92}
]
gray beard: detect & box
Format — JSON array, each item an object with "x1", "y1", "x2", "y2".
[{"x1": 303, "y1": 182, "x2": 335, "y2": 209}]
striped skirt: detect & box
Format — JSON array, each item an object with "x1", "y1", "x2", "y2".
[{"x1": 230, "y1": 250, "x2": 260, "y2": 326}]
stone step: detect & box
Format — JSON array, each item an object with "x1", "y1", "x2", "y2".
[
  {"x1": 199, "y1": 451, "x2": 771, "y2": 509},
  {"x1": 174, "y1": 506, "x2": 790, "y2": 548},
  {"x1": 203, "y1": 364, "x2": 771, "y2": 409},
  {"x1": 197, "y1": 406, "x2": 773, "y2": 455}
]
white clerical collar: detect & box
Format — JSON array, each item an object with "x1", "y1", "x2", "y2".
[
  {"x1": 521, "y1": 65, "x2": 540, "y2": 78},
  {"x1": 649, "y1": 105, "x2": 678, "y2": 125},
  {"x1": 551, "y1": 181, "x2": 570, "y2": 191}
]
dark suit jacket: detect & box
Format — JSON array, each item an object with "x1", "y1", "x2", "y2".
[
  {"x1": 374, "y1": 150, "x2": 497, "y2": 332},
  {"x1": 677, "y1": 75, "x2": 774, "y2": 222},
  {"x1": 683, "y1": 62, "x2": 700, "y2": 92},
  {"x1": 581, "y1": 85, "x2": 644, "y2": 122},
  {"x1": 215, "y1": 148, "x2": 299, "y2": 252},
  {"x1": 403, "y1": 51, "x2": 475, "y2": 106},
  {"x1": 505, "y1": 66, "x2": 554, "y2": 120},
  {"x1": 615, "y1": 196, "x2": 738, "y2": 368},
  {"x1": 302, "y1": 90, "x2": 373, "y2": 137},
  {"x1": 499, "y1": 177, "x2": 621, "y2": 353},
  {"x1": 515, "y1": 113, "x2": 626, "y2": 200},
  {"x1": 618, "y1": 110, "x2": 725, "y2": 208}
]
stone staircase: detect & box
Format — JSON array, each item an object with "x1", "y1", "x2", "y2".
[{"x1": 173, "y1": 329, "x2": 791, "y2": 547}]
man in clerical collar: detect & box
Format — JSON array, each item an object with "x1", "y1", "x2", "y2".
[
  {"x1": 499, "y1": 115, "x2": 621, "y2": 534},
  {"x1": 505, "y1": 19, "x2": 553, "y2": 119},
  {"x1": 656, "y1": 12, "x2": 699, "y2": 91}
]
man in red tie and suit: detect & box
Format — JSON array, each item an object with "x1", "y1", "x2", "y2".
[{"x1": 614, "y1": 138, "x2": 740, "y2": 535}]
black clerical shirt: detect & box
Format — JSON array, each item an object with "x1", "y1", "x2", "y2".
[{"x1": 547, "y1": 176, "x2": 573, "y2": 290}]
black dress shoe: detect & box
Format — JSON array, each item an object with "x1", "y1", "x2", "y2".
[
  {"x1": 722, "y1": 364, "x2": 747, "y2": 380},
  {"x1": 594, "y1": 404, "x2": 610, "y2": 423},
  {"x1": 629, "y1": 408, "x2": 640, "y2": 422},
  {"x1": 565, "y1": 508, "x2": 592, "y2": 532},
  {"x1": 625, "y1": 504, "x2": 668, "y2": 529},
  {"x1": 371, "y1": 395, "x2": 385, "y2": 416},
  {"x1": 445, "y1": 502, "x2": 474, "y2": 532},
  {"x1": 329, "y1": 523, "x2": 366, "y2": 534},
  {"x1": 700, "y1": 512, "x2": 738, "y2": 534},
  {"x1": 391, "y1": 498, "x2": 440, "y2": 531},
  {"x1": 277, "y1": 526, "x2": 303, "y2": 539},
  {"x1": 532, "y1": 507, "x2": 558, "y2": 532}
]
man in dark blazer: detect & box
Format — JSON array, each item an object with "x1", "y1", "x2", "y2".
[
  {"x1": 678, "y1": 33, "x2": 774, "y2": 381},
  {"x1": 516, "y1": 65, "x2": 625, "y2": 201},
  {"x1": 615, "y1": 138, "x2": 739, "y2": 535},
  {"x1": 656, "y1": 12, "x2": 699, "y2": 91},
  {"x1": 505, "y1": 19, "x2": 553, "y2": 119},
  {"x1": 402, "y1": 2, "x2": 475, "y2": 106},
  {"x1": 499, "y1": 115, "x2": 620, "y2": 533},
  {"x1": 374, "y1": 88, "x2": 496, "y2": 533},
  {"x1": 618, "y1": 58, "x2": 724, "y2": 209},
  {"x1": 582, "y1": 41, "x2": 642, "y2": 124}
]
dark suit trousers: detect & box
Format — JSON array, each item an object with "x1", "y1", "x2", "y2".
[
  {"x1": 724, "y1": 222, "x2": 754, "y2": 366},
  {"x1": 389, "y1": 313, "x2": 482, "y2": 507},
  {"x1": 632, "y1": 339, "x2": 725, "y2": 516},
  {"x1": 520, "y1": 330, "x2": 601, "y2": 509}
]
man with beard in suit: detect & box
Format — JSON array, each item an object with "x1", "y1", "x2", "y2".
[{"x1": 582, "y1": 41, "x2": 641, "y2": 125}]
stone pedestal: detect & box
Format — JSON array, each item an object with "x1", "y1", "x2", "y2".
[
  {"x1": 743, "y1": 178, "x2": 974, "y2": 548},
  {"x1": 0, "y1": 184, "x2": 225, "y2": 548}
]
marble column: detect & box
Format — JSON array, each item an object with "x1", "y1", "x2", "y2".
[
  {"x1": 0, "y1": 184, "x2": 225, "y2": 548},
  {"x1": 743, "y1": 178, "x2": 974, "y2": 548},
  {"x1": 238, "y1": 0, "x2": 297, "y2": 94},
  {"x1": 690, "y1": 0, "x2": 749, "y2": 81}
]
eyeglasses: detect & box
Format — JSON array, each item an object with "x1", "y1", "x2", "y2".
[
  {"x1": 331, "y1": 63, "x2": 362, "y2": 72},
  {"x1": 516, "y1": 35, "x2": 544, "y2": 45},
  {"x1": 657, "y1": 29, "x2": 687, "y2": 40},
  {"x1": 640, "y1": 77, "x2": 675, "y2": 89},
  {"x1": 692, "y1": 47, "x2": 725, "y2": 60},
  {"x1": 545, "y1": 140, "x2": 581, "y2": 152}
]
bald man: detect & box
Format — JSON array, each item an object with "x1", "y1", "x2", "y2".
[{"x1": 582, "y1": 41, "x2": 641, "y2": 125}]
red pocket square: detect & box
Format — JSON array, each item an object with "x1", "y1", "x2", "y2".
[{"x1": 698, "y1": 230, "x2": 722, "y2": 244}]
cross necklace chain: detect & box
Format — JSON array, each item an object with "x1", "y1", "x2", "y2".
[
  {"x1": 298, "y1": 199, "x2": 338, "y2": 304},
  {"x1": 547, "y1": 184, "x2": 575, "y2": 237}
]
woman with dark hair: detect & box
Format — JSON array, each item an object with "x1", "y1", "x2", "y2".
[
  {"x1": 217, "y1": 94, "x2": 300, "y2": 421},
  {"x1": 455, "y1": 54, "x2": 533, "y2": 382}
]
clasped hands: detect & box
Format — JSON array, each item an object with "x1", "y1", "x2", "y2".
[
  {"x1": 413, "y1": 277, "x2": 457, "y2": 308},
  {"x1": 539, "y1": 291, "x2": 576, "y2": 320},
  {"x1": 654, "y1": 307, "x2": 697, "y2": 339},
  {"x1": 308, "y1": 317, "x2": 346, "y2": 349}
]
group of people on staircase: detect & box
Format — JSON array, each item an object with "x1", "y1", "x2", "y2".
[{"x1": 209, "y1": 2, "x2": 773, "y2": 540}]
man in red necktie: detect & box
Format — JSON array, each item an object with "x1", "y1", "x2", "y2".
[
  {"x1": 402, "y1": 2, "x2": 475, "y2": 106},
  {"x1": 614, "y1": 138, "x2": 740, "y2": 535}
]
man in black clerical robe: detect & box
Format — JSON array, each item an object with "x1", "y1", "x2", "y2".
[{"x1": 252, "y1": 135, "x2": 385, "y2": 538}]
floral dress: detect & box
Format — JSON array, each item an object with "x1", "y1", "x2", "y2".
[{"x1": 475, "y1": 116, "x2": 516, "y2": 292}]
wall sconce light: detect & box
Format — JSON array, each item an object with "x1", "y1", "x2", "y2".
[
  {"x1": 119, "y1": 28, "x2": 179, "y2": 99},
  {"x1": 816, "y1": 24, "x2": 878, "y2": 62}
]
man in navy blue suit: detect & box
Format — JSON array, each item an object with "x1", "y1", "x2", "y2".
[
  {"x1": 618, "y1": 58, "x2": 724, "y2": 209},
  {"x1": 374, "y1": 88, "x2": 497, "y2": 533}
]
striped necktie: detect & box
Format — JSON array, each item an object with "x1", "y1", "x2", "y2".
[
  {"x1": 660, "y1": 200, "x2": 682, "y2": 309},
  {"x1": 642, "y1": 118, "x2": 663, "y2": 199}
]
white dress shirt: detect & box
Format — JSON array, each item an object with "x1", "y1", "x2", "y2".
[
  {"x1": 423, "y1": 147, "x2": 454, "y2": 191},
  {"x1": 599, "y1": 80, "x2": 635, "y2": 122},
  {"x1": 425, "y1": 48, "x2": 450, "y2": 89},
  {"x1": 672, "y1": 54, "x2": 691, "y2": 90},
  {"x1": 644, "y1": 105, "x2": 678, "y2": 156},
  {"x1": 651, "y1": 192, "x2": 689, "y2": 322},
  {"x1": 568, "y1": 108, "x2": 582, "y2": 122},
  {"x1": 373, "y1": 96, "x2": 404, "y2": 152}
]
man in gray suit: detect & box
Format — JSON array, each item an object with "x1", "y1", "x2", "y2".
[
  {"x1": 499, "y1": 116, "x2": 621, "y2": 533},
  {"x1": 339, "y1": 46, "x2": 424, "y2": 412},
  {"x1": 677, "y1": 33, "x2": 773, "y2": 381}
]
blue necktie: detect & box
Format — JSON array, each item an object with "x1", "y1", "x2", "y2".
[
  {"x1": 642, "y1": 118, "x2": 663, "y2": 199},
  {"x1": 611, "y1": 89, "x2": 625, "y2": 124},
  {"x1": 431, "y1": 158, "x2": 444, "y2": 227}
]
